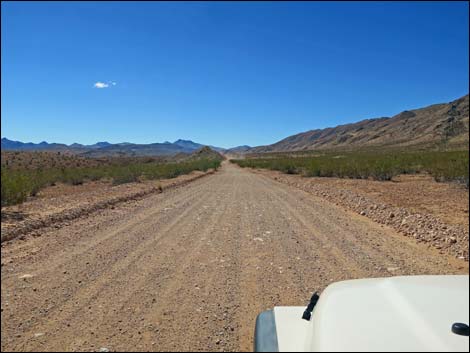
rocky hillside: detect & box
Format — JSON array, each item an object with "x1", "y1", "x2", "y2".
[
  {"x1": 225, "y1": 145, "x2": 251, "y2": 153},
  {"x1": 252, "y1": 95, "x2": 469, "y2": 152},
  {"x1": 186, "y1": 146, "x2": 225, "y2": 161}
]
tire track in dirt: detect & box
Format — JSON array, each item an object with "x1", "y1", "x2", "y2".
[
  {"x1": 256, "y1": 173, "x2": 459, "y2": 276},
  {"x1": 1, "y1": 170, "x2": 217, "y2": 243},
  {"x1": 2, "y1": 175, "x2": 219, "y2": 351}
]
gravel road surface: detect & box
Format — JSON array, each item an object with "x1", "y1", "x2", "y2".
[{"x1": 2, "y1": 162, "x2": 467, "y2": 352}]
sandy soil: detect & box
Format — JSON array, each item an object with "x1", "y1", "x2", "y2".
[
  {"x1": 1, "y1": 162, "x2": 468, "y2": 352},
  {"x1": 292, "y1": 173, "x2": 469, "y2": 229}
]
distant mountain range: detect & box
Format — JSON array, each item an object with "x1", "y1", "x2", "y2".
[
  {"x1": 251, "y1": 94, "x2": 469, "y2": 153},
  {"x1": 0, "y1": 139, "x2": 114, "y2": 152},
  {"x1": 3, "y1": 95, "x2": 467, "y2": 157},
  {"x1": 1, "y1": 138, "x2": 249, "y2": 156}
]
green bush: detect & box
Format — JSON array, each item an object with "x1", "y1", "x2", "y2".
[
  {"x1": 1, "y1": 169, "x2": 31, "y2": 206},
  {"x1": 1, "y1": 158, "x2": 221, "y2": 207},
  {"x1": 232, "y1": 150, "x2": 469, "y2": 186}
]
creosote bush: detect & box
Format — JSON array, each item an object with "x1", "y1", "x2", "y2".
[
  {"x1": 231, "y1": 150, "x2": 469, "y2": 186},
  {"x1": 1, "y1": 158, "x2": 221, "y2": 207}
]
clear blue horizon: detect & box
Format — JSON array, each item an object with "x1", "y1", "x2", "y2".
[{"x1": 2, "y1": 1, "x2": 469, "y2": 149}]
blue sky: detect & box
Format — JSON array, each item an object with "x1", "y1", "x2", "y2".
[{"x1": 1, "y1": 1, "x2": 468, "y2": 148}]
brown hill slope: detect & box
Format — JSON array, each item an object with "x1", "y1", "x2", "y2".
[
  {"x1": 186, "y1": 146, "x2": 225, "y2": 161},
  {"x1": 252, "y1": 95, "x2": 469, "y2": 152}
]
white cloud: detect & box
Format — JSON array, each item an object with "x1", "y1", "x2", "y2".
[
  {"x1": 94, "y1": 81, "x2": 117, "y2": 89},
  {"x1": 94, "y1": 82, "x2": 109, "y2": 88}
]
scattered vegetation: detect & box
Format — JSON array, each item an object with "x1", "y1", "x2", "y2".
[
  {"x1": 232, "y1": 150, "x2": 469, "y2": 187},
  {"x1": 1, "y1": 151, "x2": 168, "y2": 171},
  {"x1": 1, "y1": 157, "x2": 221, "y2": 207}
]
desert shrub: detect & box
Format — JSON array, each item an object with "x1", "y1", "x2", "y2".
[
  {"x1": 1, "y1": 169, "x2": 31, "y2": 206},
  {"x1": 231, "y1": 150, "x2": 469, "y2": 187},
  {"x1": 1, "y1": 158, "x2": 221, "y2": 206}
]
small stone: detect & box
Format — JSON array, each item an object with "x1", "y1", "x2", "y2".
[
  {"x1": 360, "y1": 211, "x2": 366, "y2": 216},
  {"x1": 34, "y1": 333, "x2": 44, "y2": 338},
  {"x1": 99, "y1": 348, "x2": 110, "y2": 352},
  {"x1": 19, "y1": 274, "x2": 33, "y2": 280}
]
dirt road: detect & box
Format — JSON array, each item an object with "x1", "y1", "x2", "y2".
[{"x1": 1, "y1": 162, "x2": 467, "y2": 352}]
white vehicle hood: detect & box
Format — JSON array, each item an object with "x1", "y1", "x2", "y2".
[{"x1": 272, "y1": 275, "x2": 469, "y2": 352}]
